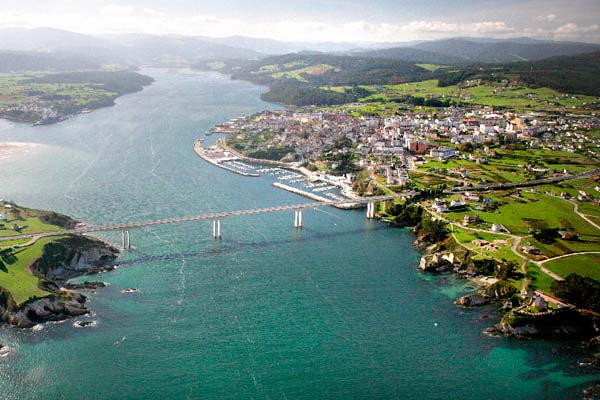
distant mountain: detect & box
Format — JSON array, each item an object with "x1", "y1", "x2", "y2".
[
  {"x1": 201, "y1": 35, "x2": 409, "y2": 55},
  {"x1": 0, "y1": 28, "x2": 262, "y2": 67},
  {"x1": 0, "y1": 51, "x2": 102, "y2": 72},
  {"x1": 412, "y1": 38, "x2": 600, "y2": 63},
  {"x1": 501, "y1": 51, "x2": 600, "y2": 96},
  {"x1": 108, "y1": 34, "x2": 260, "y2": 63},
  {"x1": 0, "y1": 28, "x2": 111, "y2": 52},
  {"x1": 353, "y1": 37, "x2": 600, "y2": 65},
  {"x1": 351, "y1": 47, "x2": 468, "y2": 65},
  {"x1": 221, "y1": 53, "x2": 430, "y2": 86}
]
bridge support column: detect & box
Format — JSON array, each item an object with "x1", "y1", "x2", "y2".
[
  {"x1": 294, "y1": 210, "x2": 303, "y2": 229},
  {"x1": 213, "y1": 220, "x2": 222, "y2": 239},
  {"x1": 366, "y1": 202, "x2": 376, "y2": 219},
  {"x1": 121, "y1": 230, "x2": 131, "y2": 250}
]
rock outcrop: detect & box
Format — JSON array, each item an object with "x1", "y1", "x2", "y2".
[
  {"x1": 455, "y1": 282, "x2": 517, "y2": 308},
  {"x1": 5, "y1": 294, "x2": 88, "y2": 328},
  {"x1": 498, "y1": 309, "x2": 599, "y2": 340},
  {"x1": 31, "y1": 236, "x2": 118, "y2": 281},
  {"x1": 0, "y1": 236, "x2": 118, "y2": 328}
]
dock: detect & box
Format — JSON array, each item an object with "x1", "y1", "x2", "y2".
[
  {"x1": 273, "y1": 182, "x2": 361, "y2": 209},
  {"x1": 193, "y1": 141, "x2": 260, "y2": 177}
]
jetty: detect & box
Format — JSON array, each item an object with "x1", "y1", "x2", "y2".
[
  {"x1": 273, "y1": 182, "x2": 361, "y2": 209},
  {"x1": 193, "y1": 141, "x2": 260, "y2": 177}
]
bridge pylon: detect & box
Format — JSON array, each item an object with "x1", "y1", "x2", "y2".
[
  {"x1": 294, "y1": 210, "x2": 303, "y2": 228},
  {"x1": 121, "y1": 230, "x2": 131, "y2": 250},
  {"x1": 366, "y1": 202, "x2": 376, "y2": 219},
  {"x1": 213, "y1": 220, "x2": 222, "y2": 239}
]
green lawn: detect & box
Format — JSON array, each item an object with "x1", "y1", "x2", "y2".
[
  {"x1": 543, "y1": 253, "x2": 600, "y2": 281},
  {"x1": 478, "y1": 193, "x2": 600, "y2": 237},
  {"x1": 0, "y1": 237, "x2": 61, "y2": 305},
  {"x1": 453, "y1": 226, "x2": 520, "y2": 263},
  {"x1": 416, "y1": 64, "x2": 448, "y2": 72},
  {"x1": 323, "y1": 79, "x2": 596, "y2": 111},
  {"x1": 0, "y1": 214, "x2": 65, "y2": 237},
  {"x1": 272, "y1": 64, "x2": 340, "y2": 82},
  {"x1": 528, "y1": 263, "x2": 556, "y2": 293}
]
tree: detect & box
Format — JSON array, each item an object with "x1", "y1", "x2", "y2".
[
  {"x1": 495, "y1": 259, "x2": 518, "y2": 280},
  {"x1": 533, "y1": 228, "x2": 559, "y2": 244},
  {"x1": 551, "y1": 274, "x2": 600, "y2": 313}
]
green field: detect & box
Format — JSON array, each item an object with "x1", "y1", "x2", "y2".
[
  {"x1": 452, "y1": 226, "x2": 520, "y2": 263},
  {"x1": 323, "y1": 79, "x2": 597, "y2": 110},
  {"x1": 0, "y1": 74, "x2": 116, "y2": 107},
  {"x1": 0, "y1": 205, "x2": 72, "y2": 237},
  {"x1": 0, "y1": 237, "x2": 61, "y2": 305},
  {"x1": 271, "y1": 64, "x2": 340, "y2": 82},
  {"x1": 418, "y1": 147, "x2": 599, "y2": 188},
  {"x1": 543, "y1": 253, "x2": 600, "y2": 281},
  {"x1": 416, "y1": 64, "x2": 448, "y2": 72},
  {"x1": 477, "y1": 193, "x2": 600, "y2": 237},
  {"x1": 527, "y1": 263, "x2": 556, "y2": 293}
]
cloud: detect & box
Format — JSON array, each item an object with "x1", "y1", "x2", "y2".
[
  {"x1": 536, "y1": 14, "x2": 558, "y2": 22},
  {"x1": 1, "y1": 4, "x2": 600, "y2": 43},
  {"x1": 100, "y1": 5, "x2": 136, "y2": 18}
]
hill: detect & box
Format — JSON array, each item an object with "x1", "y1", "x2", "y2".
[
  {"x1": 0, "y1": 51, "x2": 102, "y2": 73},
  {"x1": 229, "y1": 53, "x2": 431, "y2": 86},
  {"x1": 500, "y1": 51, "x2": 600, "y2": 96},
  {"x1": 412, "y1": 38, "x2": 600, "y2": 63},
  {"x1": 196, "y1": 53, "x2": 435, "y2": 105}
]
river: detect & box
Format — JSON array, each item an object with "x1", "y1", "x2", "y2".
[{"x1": 0, "y1": 69, "x2": 595, "y2": 399}]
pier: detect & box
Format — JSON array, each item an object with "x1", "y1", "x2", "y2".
[{"x1": 193, "y1": 141, "x2": 260, "y2": 177}]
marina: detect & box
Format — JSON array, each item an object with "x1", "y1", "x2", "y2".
[{"x1": 193, "y1": 140, "x2": 260, "y2": 177}]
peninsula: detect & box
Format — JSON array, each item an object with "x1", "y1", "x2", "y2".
[
  {"x1": 0, "y1": 201, "x2": 118, "y2": 328},
  {"x1": 0, "y1": 70, "x2": 154, "y2": 125}
]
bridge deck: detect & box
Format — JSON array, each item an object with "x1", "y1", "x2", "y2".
[{"x1": 0, "y1": 193, "x2": 414, "y2": 242}]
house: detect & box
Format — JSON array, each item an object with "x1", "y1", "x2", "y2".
[
  {"x1": 558, "y1": 230, "x2": 578, "y2": 240},
  {"x1": 491, "y1": 223, "x2": 504, "y2": 233},
  {"x1": 463, "y1": 214, "x2": 480, "y2": 225},
  {"x1": 0, "y1": 213, "x2": 6, "y2": 221},
  {"x1": 432, "y1": 201, "x2": 448, "y2": 213},
  {"x1": 429, "y1": 147, "x2": 456, "y2": 160},
  {"x1": 521, "y1": 245, "x2": 541, "y2": 255},
  {"x1": 449, "y1": 199, "x2": 467, "y2": 211},
  {"x1": 534, "y1": 296, "x2": 549, "y2": 312}
]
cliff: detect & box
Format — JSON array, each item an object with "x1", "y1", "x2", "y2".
[
  {"x1": 0, "y1": 235, "x2": 118, "y2": 328},
  {"x1": 498, "y1": 308, "x2": 599, "y2": 340}
]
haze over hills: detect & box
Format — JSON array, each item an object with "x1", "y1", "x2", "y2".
[
  {"x1": 2, "y1": 26, "x2": 600, "y2": 99},
  {"x1": 2, "y1": 27, "x2": 600, "y2": 68},
  {"x1": 0, "y1": 50, "x2": 102, "y2": 72},
  {"x1": 356, "y1": 37, "x2": 600, "y2": 64}
]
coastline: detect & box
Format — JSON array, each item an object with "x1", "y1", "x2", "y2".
[
  {"x1": 193, "y1": 140, "x2": 260, "y2": 177},
  {"x1": 0, "y1": 233, "x2": 119, "y2": 329},
  {"x1": 201, "y1": 124, "x2": 600, "y2": 343}
]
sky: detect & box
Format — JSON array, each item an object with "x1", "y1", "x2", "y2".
[{"x1": 1, "y1": 0, "x2": 600, "y2": 43}]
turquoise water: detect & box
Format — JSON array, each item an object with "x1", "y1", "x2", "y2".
[{"x1": 0, "y1": 69, "x2": 595, "y2": 399}]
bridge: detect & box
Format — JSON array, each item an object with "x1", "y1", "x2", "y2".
[{"x1": 0, "y1": 193, "x2": 416, "y2": 249}]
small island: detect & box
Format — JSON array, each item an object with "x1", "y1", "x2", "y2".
[{"x1": 0, "y1": 201, "x2": 118, "y2": 328}]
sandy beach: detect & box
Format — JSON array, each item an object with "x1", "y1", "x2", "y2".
[{"x1": 0, "y1": 142, "x2": 39, "y2": 158}]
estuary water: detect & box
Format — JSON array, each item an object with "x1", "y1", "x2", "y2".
[{"x1": 0, "y1": 69, "x2": 596, "y2": 399}]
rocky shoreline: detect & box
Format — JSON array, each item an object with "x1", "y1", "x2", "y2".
[
  {"x1": 0, "y1": 236, "x2": 118, "y2": 328},
  {"x1": 383, "y1": 203, "x2": 600, "y2": 346}
]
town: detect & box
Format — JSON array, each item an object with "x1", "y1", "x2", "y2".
[{"x1": 208, "y1": 103, "x2": 600, "y2": 304}]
